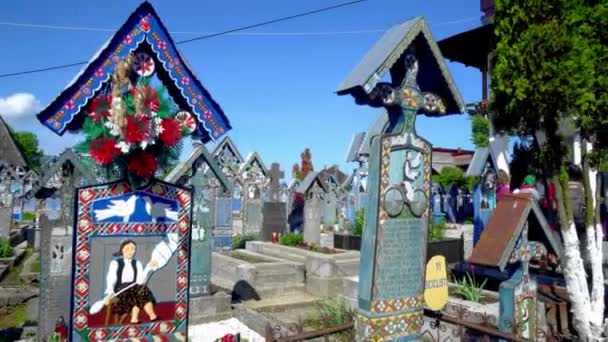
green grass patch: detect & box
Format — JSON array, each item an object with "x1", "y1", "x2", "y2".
[
  {"x1": 280, "y1": 233, "x2": 303, "y2": 246},
  {"x1": 0, "y1": 303, "x2": 28, "y2": 328},
  {"x1": 21, "y1": 212, "x2": 36, "y2": 222},
  {"x1": 304, "y1": 297, "x2": 354, "y2": 341},
  {"x1": 428, "y1": 221, "x2": 447, "y2": 242},
  {"x1": 0, "y1": 238, "x2": 12, "y2": 258},
  {"x1": 232, "y1": 233, "x2": 259, "y2": 249},
  {"x1": 1, "y1": 248, "x2": 32, "y2": 286},
  {"x1": 30, "y1": 255, "x2": 40, "y2": 273}
]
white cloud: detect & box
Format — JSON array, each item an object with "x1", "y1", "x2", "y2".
[{"x1": 0, "y1": 93, "x2": 41, "y2": 119}]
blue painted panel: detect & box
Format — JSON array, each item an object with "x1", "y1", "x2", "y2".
[
  {"x1": 215, "y1": 198, "x2": 232, "y2": 227},
  {"x1": 499, "y1": 269, "x2": 520, "y2": 336},
  {"x1": 91, "y1": 192, "x2": 178, "y2": 223},
  {"x1": 213, "y1": 236, "x2": 233, "y2": 250},
  {"x1": 233, "y1": 198, "x2": 241, "y2": 210},
  {"x1": 358, "y1": 194, "x2": 368, "y2": 209}
]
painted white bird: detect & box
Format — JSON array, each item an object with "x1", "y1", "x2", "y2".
[
  {"x1": 142, "y1": 196, "x2": 178, "y2": 223},
  {"x1": 404, "y1": 150, "x2": 423, "y2": 181},
  {"x1": 94, "y1": 195, "x2": 138, "y2": 222}
]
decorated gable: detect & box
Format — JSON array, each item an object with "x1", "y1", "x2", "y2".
[
  {"x1": 211, "y1": 136, "x2": 244, "y2": 178},
  {"x1": 37, "y1": 2, "x2": 230, "y2": 143},
  {"x1": 239, "y1": 152, "x2": 268, "y2": 182},
  {"x1": 296, "y1": 172, "x2": 328, "y2": 197},
  {"x1": 336, "y1": 17, "x2": 464, "y2": 115}
]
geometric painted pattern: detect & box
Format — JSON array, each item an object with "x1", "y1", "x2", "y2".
[
  {"x1": 371, "y1": 295, "x2": 423, "y2": 314},
  {"x1": 356, "y1": 310, "x2": 424, "y2": 340},
  {"x1": 70, "y1": 180, "x2": 192, "y2": 341}
]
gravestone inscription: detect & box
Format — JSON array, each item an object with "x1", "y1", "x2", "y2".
[{"x1": 376, "y1": 218, "x2": 424, "y2": 298}]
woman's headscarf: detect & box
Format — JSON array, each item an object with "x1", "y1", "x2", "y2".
[{"x1": 523, "y1": 174, "x2": 536, "y2": 186}]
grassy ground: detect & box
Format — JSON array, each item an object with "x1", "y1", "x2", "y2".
[
  {"x1": 29, "y1": 256, "x2": 40, "y2": 273},
  {"x1": 1, "y1": 248, "x2": 32, "y2": 286},
  {"x1": 0, "y1": 303, "x2": 27, "y2": 328}
]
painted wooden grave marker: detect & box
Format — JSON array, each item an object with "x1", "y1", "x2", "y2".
[
  {"x1": 337, "y1": 17, "x2": 465, "y2": 341},
  {"x1": 34, "y1": 2, "x2": 232, "y2": 340}
]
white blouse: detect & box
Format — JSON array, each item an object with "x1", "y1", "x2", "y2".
[{"x1": 105, "y1": 258, "x2": 144, "y2": 295}]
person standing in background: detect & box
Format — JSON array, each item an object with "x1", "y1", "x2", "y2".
[
  {"x1": 513, "y1": 174, "x2": 541, "y2": 202},
  {"x1": 496, "y1": 169, "x2": 511, "y2": 202}
]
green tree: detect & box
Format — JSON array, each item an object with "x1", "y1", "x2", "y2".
[
  {"x1": 432, "y1": 166, "x2": 475, "y2": 191},
  {"x1": 11, "y1": 131, "x2": 44, "y2": 170},
  {"x1": 491, "y1": 0, "x2": 608, "y2": 337},
  {"x1": 470, "y1": 115, "x2": 490, "y2": 148},
  {"x1": 292, "y1": 163, "x2": 302, "y2": 181}
]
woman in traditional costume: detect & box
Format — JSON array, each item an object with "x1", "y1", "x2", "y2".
[{"x1": 103, "y1": 239, "x2": 158, "y2": 324}]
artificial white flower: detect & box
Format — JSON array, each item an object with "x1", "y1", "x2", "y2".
[
  {"x1": 116, "y1": 141, "x2": 131, "y2": 153},
  {"x1": 104, "y1": 121, "x2": 121, "y2": 137},
  {"x1": 140, "y1": 139, "x2": 155, "y2": 150},
  {"x1": 155, "y1": 117, "x2": 164, "y2": 135}
]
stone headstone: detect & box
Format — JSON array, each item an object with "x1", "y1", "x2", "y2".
[
  {"x1": 320, "y1": 232, "x2": 334, "y2": 249},
  {"x1": 303, "y1": 183, "x2": 323, "y2": 244},
  {"x1": 262, "y1": 163, "x2": 286, "y2": 241},
  {"x1": 262, "y1": 202, "x2": 287, "y2": 241}
]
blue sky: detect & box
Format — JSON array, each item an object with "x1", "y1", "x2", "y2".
[{"x1": 0, "y1": 0, "x2": 483, "y2": 180}]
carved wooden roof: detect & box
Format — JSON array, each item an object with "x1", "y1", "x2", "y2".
[
  {"x1": 337, "y1": 17, "x2": 465, "y2": 115},
  {"x1": 468, "y1": 193, "x2": 564, "y2": 271},
  {"x1": 36, "y1": 2, "x2": 231, "y2": 142}
]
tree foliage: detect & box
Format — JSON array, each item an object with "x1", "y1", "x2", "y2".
[
  {"x1": 470, "y1": 115, "x2": 490, "y2": 148},
  {"x1": 491, "y1": 0, "x2": 608, "y2": 337},
  {"x1": 292, "y1": 163, "x2": 302, "y2": 181},
  {"x1": 11, "y1": 131, "x2": 44, "y2": 170},
  {"x1": 300, "y1": 148, "x2": 314, "y2": 179},
  {"x1": 432, "y1": 166, "x2": 476, "y2": 191}
]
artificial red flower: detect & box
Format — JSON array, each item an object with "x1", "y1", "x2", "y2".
[
  {"x1": 124, "y1": 115, "x2": 150, "y2": 144},
  {"x1": 159, "y1": 118, "x2": 182, "y2": 147},
  {"x1": 89, "y1": 137, "x2": 119, "y2": 166},
  {"x1": 88, "y1": 95, "x2": 112, "y2": 121},
  {"x1": 128, "y1": 151, "x2": 157, "y2": 178},
  {"x1": 221, "y1": 334, "x2": 236, "y2": 342},
  {"x1": 131, "y1": 86, "x2": 159, "y2": 112}
]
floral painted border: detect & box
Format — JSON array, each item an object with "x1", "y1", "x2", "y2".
[{"x1": 69, "y1": 180, "x2": 192, "y2": 341}]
